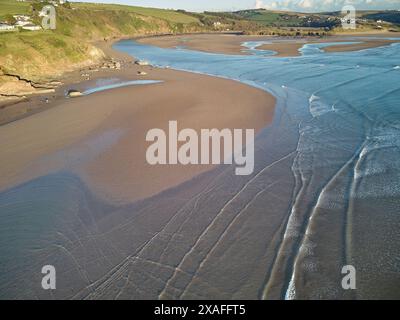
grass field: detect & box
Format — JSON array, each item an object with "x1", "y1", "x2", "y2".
[
  {"x1": 0, "y1": 0, "x2": 31, "y2": 19},
  {"x1": 72, "y1": 2, "x2": 200, "y2": 24},
  {"x1": 0, "y1": 1, "x2": 200, "y2": 24},
  {"x1": 235, "y1": 10, "x2": 303, "y2": 26}
]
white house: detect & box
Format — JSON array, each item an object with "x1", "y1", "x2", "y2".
[
  {"x1": 0, "y1": 23, "x2": 16, "y2": 31},
  {"x1": 15, "y1": 20, "x2": 31, "y2": 27},
  {"x1": 49, "y1": 0, "x2": 67, "y2": 6},
  {"x1": 22, "y1": 23, "x2": 42, "y2": 31},
  {"x1": 13, "y1": 15, "x2": 31, "y2": 23},
  {"x1": 213, "y1": 21, "x2": 222, "y2": 28}
]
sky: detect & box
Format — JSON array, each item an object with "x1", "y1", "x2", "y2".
[{"x1": 70, "y1": 0, "x2": 400, "y2": 12}]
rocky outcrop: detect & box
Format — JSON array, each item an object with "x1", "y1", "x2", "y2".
[
  {"x1": 0, "y1": 68, "x2": 56, "y2": 99},
  {"x1": 66, "y1": 89, "x2": 83, "y2": 98},
  {"x1": 100, "y1": 59, "x2": 122, "y2": 70},
  {"x1": 135, "y1": 60, "x2": 150, "y2": 66}
]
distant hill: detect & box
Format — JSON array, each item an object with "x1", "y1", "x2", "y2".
[
  {"x1": 229, "y1": 9, "x2": 340, "y2": 29},
  {"x1": 361, "y1": 10, "x2": 400, "y2": 24},
  {"x1": 226, "y1": 8, "x2": 400, "y2": 33}
]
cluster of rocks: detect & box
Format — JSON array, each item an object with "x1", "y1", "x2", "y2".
[
  {"x1": 79, "y1": 59, "x2": 124, "y2": 79},
  {"x1": 100, "y1": 60, "x2": 121, "y2": 70},
  {"x1": 67, "y1": 59, "x2": 154, "y2": 98}
]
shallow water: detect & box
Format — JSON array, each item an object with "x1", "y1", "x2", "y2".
[
  {"x1": 0, "y1": 39, "x2": 399, "y2": 299},
  {"x1": 82, "y1": 79, "x2": 163, "y2": 95},
  {"x1": 65, "y1": 78, "x2": 162, "y2": 95},
  {"x1": 113, "y1": 39, "x2": 400, "y2": 299}
]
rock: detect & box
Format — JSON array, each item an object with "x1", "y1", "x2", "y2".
[
  {"x1": 137, "y1": 71, "x2": 147, "y2": 76},
  {"x1": 115, "y1": 62, "x2": 121, "y2": 70},
  {"x1": 67, "y1": 89, "x2": 83, "y2": 98},
  {"x1": 135, "y1": 60, "x2": 150, "y2": 66},
  {"x1": 49, "y1": 81, "x2": 63, "y2": 86}
]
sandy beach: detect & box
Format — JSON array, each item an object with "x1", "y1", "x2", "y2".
[
  {"x1": 138, "y1": 33, "x2": 399, "y2": 57},
  {"x1": 1, "y1": 32, "x2": 399, "y2": 300},
  {"x1": 1, "y1": 32, "x2": 397, "y2": 207},
  {"x1": 0, "y1": 40, "x2": 275, "y2": 204}
]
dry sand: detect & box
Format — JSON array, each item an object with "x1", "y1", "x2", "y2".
[
  {"x1": 138, "y1": 33, "x2": 399, "y2": 57},
  {"x1": 0, "y1": 47, "x2": 275, "y2": 204}
]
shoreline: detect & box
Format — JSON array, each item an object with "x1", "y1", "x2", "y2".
[
  {"x1": 1, "y1": 32, "x2": 399, "y2": 125},
  {"x1": 0, "y1": 37, "x2": 275, "y2": 204}
]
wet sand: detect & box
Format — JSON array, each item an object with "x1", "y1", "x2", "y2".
[
  {"x1": 0, "y1": 37, "x2": 278, "y2": 299},
  {"x1": 138, "y1": 34, "x2": 399, "y2": 57},
  {"x1": 258, "y1": 38, "x2": 399, "y2": 56},
  {"x1": 322, "y1": 39, "x2": 399, "y2": 53}
]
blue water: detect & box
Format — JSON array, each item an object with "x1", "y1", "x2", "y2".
[
  {"x1": 114, "y1": 39, "x2": 400, "y2": 299},
  {"x1": 82, "y1": 79, "x2": 162, "y2": 95}
]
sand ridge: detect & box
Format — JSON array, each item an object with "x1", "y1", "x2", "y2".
[{"x1": 138, "y1": 33, "x2": 400, "y2": 57}]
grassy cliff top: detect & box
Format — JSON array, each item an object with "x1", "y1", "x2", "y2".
[
  {"x1": 72, "y1": 2, "x2": 200, "y2": 24},
  {"x1": 0, "y1": 1, "x2": 205, "y2": 81}
]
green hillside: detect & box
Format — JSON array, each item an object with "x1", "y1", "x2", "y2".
[
  {"x1": 0, "y1": 1, "x2": 205, "y2": 81},
  {"x1": 361, "y1": 10, "x2": 400, "y2": 25},
  {"x1": 233, "y1": 9, "x2": 339, "y2": 29},
  {"x1": 72, "y1": 2, "x2": 200, "y2": 24}
]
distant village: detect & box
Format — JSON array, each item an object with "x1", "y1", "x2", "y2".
[{"x1": 0, "y1": 0, "x2": 66, "y2": 32}]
